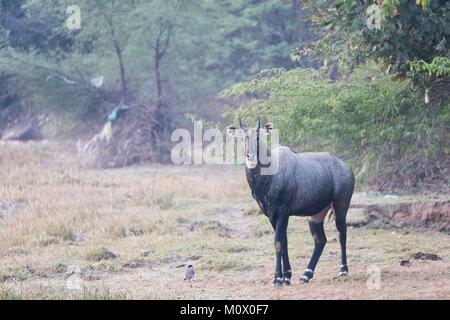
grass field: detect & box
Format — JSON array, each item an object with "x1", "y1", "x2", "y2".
[{"x1": 0, "y1": 142, "x2": 449, "y2": 299}]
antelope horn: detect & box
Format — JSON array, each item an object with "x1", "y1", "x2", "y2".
[{"x1": 256, "y1": 116, "x2": 261, "y2": 130}]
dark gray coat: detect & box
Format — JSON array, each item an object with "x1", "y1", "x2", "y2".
[{"x1": 246, "y1": 146, "x2": 355, "y2": 221}]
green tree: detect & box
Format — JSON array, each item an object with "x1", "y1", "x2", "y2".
[
  {"x1": 1, "y1": 0, "x2": 316, "y2": 138},
  {"x1": 222, "y1": 64, "x2": 450, "y2": 191},
  {"x1": 214, "y1": 0, "x2": 315, "y2": 81},
  {"x1": 298, "y1": 0, "x2": 449, "y2": 75}
]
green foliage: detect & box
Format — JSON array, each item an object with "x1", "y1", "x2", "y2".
[
  {"x1": 300, "y1": 0, "x2": 450, "y2": 76},
  {"x1": 222, "y1": 64, "x2": 449, "y2": 188},
  {"x1": 212, "y1": 0, "x2": 314, "y2": 80},
  {"x1": 410, "y1": 57, "x2": 450, "y2": 77},
  {"x1": 0, "y1": 46, "x2": 100, "y2": 116},
  {"x1": 1, "y1": 0, "x2": 313, "y2": 131}
]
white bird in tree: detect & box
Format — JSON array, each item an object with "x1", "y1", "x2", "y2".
[
  {"x1": 425, "y1": 88, "x2": 430, "y2": 104},
  {"x1": 91, "y1": 76, "x2": 104, "y2": 88}
]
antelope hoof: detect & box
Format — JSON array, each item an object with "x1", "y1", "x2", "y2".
[
  {"x1": 283, "y1": 278, "x2": 291, "y2": 286},
  {"x1": 273, "y1": 278, "x2": 283, "y2": 287},
  {"x1": 299, "y1": 277, "x2": 309, "y2": 284},
  {"x1": 340, "y1": 265, "x2": 348, "y2": 277},
  {"x1": 300, "y1": 278, "x2": 309, "y2": 284},
  {"x1": 300, "y1": 269, "x2": 313, "y2": 284}
]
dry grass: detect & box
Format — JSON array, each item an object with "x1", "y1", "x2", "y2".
[{"x1": 0, "y1": 142, "x2": 449, "y2": 299}]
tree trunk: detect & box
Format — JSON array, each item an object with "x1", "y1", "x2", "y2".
[
  {"x1": 106, "y1": 16, "x2": 128, "y2": 103},
  {"x1": 114, "y1": 40, "x2": 128, "y2": 103},
  {"x1": 154, "y1": 50, "x2": 163, "y2": 111}
]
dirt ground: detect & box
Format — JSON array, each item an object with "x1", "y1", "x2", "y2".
[{"x1": 0, "y1": 142, "x2": 449, "y2": 299}]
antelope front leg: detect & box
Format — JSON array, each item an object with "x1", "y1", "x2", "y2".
[
  {"x1": 281, "y1": 217, "x2": 291, "y2": 286},
  {"x1": 273, "y1": 239, "x2": 283, "y2": 286},
  {"x1": 273, "y1": 215, "x2": 289, "y2": 287}
]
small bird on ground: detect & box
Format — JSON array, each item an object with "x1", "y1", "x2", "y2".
[{"x1": 184, "y1": 265, "x2": 195, "y2": 281}]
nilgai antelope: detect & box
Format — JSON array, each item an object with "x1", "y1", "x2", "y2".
[{"x1": 228, "y1": 118, "x2": 355, "y2": 286}]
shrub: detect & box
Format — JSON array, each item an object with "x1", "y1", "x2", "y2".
[{"x1": 222, "y1": 64, "x2": 450, "y2": 191}]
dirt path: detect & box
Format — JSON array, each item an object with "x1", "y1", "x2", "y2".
[
  {"x1": 0, "y1": 145, "x2": 448, "y2": 300},
  {"x1": 212, "y1": 205, "x2": 257, "y2": 239},
  {"x1": 3, "y1": 192, "x2": 449, "y2": 300},
  {"x1": 72, "y1": 199, "x2": 450, "y2": 300}
]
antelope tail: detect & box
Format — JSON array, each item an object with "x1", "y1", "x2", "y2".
[{"x1": 327, "y1": 204, "x2": 335, "y2": 223}]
